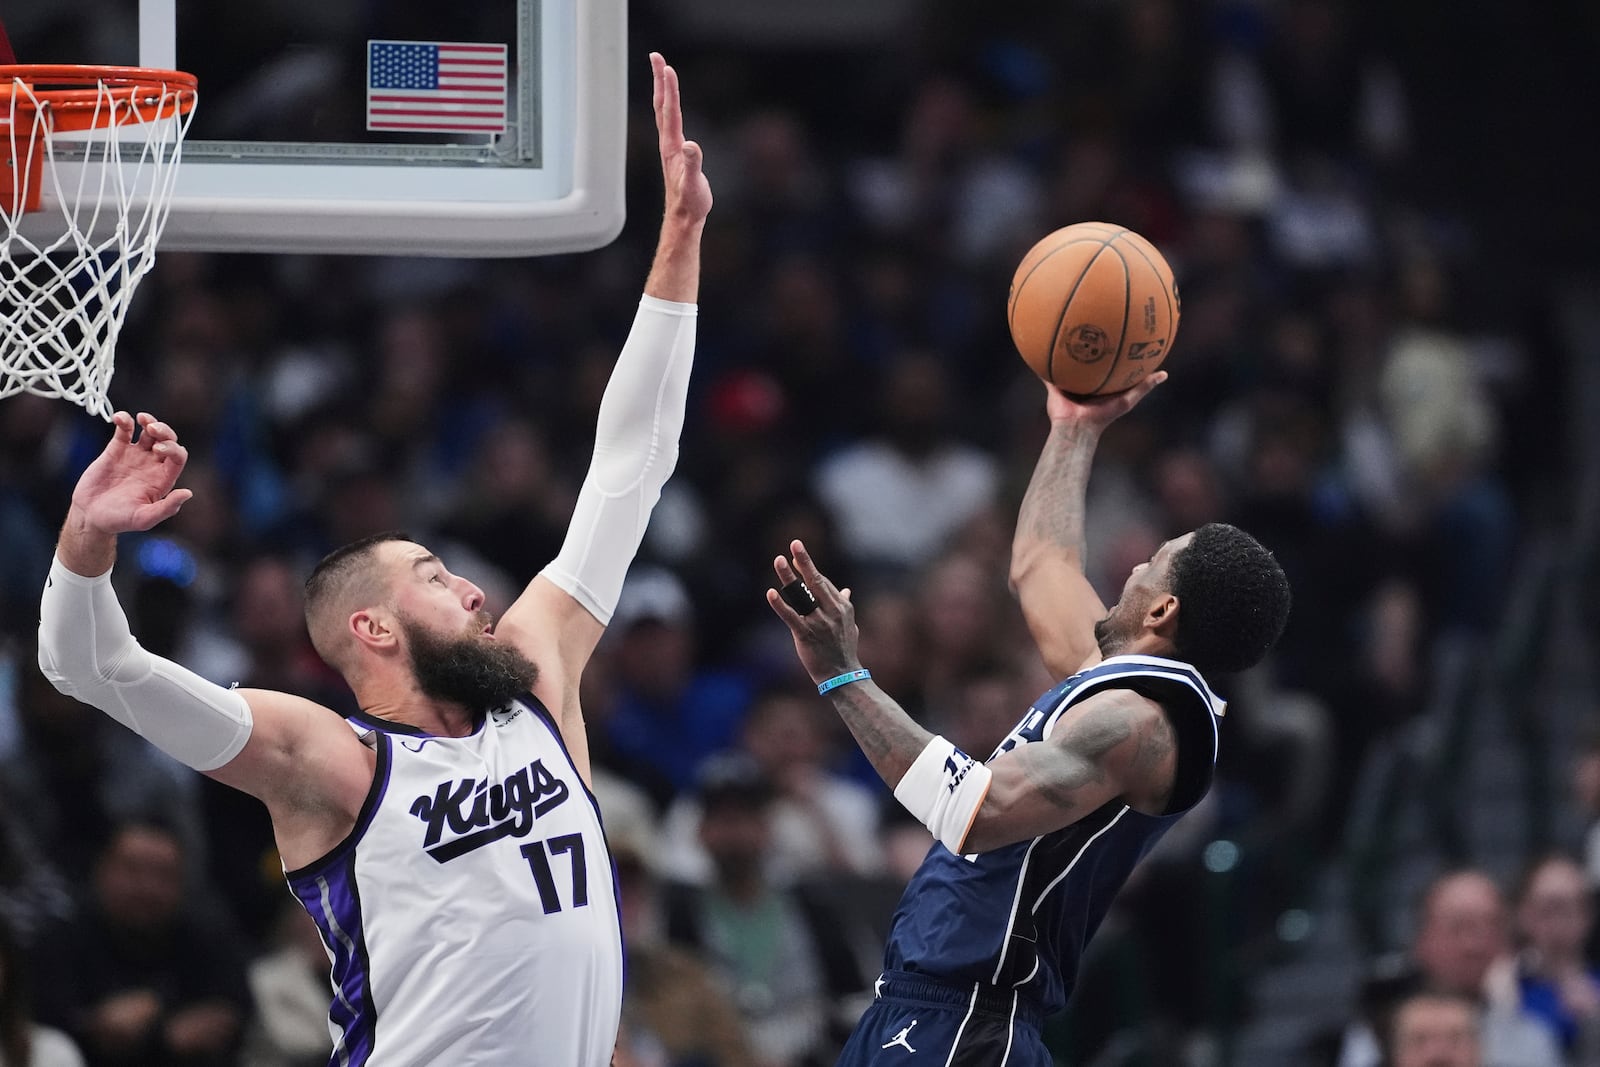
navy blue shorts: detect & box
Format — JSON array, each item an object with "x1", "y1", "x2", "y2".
[{"x1": 836, "y1": 972, "x2": 1052, "y2": 1067}]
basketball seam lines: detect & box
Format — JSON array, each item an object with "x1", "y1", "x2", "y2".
[
  {"x1": 1087, "y1": 240, "x2": 1133, "y2": 395},
  {"x1": 1118, "y1": 233, "x2": 1177, "y2": 365},
  {"x1": 1045, "y1": 234, "x2": 1122, "y2": 388},
  {"x1": 1008, "y1": 238, "x2": 1111, "y2": 340}
]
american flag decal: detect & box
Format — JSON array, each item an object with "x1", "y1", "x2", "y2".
[{"x1": 366, "y1": 40, "x2": 508, "y2": 134}]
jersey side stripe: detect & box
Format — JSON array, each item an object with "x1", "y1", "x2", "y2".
[
  {"x1": 942, "y1": 985, "x2": 981, "y2": 1067},
  {"x1": 294, "y1": 858, "x2": 376, "y2": 1067},
  {"x1": 999, "y1": 990, "x2": 1018, "y2": 1067},
  {"x1": 1029, "y1": 806, "x2": 1132, "y2": 918},
  {"x1": 988, "y1": 838, "x2": 1044, "y2": 984}
]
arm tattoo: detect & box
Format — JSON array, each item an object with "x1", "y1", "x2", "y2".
[
  {"x1": 1016, "y1": 422, "x2": 1099, "y2": 562},
  {"x1": 1024, "y1": 701, "x2": 1131, "y2": 812},
  {"x1": 1130, "y1": 709, "x2": 1176, "y2": 810},
  {"x1": 827, "y1": 682, "x2": 933, "y2": 789}
]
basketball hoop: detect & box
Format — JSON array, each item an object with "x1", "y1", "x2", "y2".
[{"x1": 1, "y1": 65, "x2": 197, "y2": 418}]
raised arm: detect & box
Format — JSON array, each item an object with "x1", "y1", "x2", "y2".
[
  {"x1": 495, "y1": 53, "x2": 712, "y2": 773},
  {"x1": 41, "y1": 413, "x2": 376, "y2": 869},
  {"x1": 1010, "y1": 374, "x2": 1166, "y2": 677},
  {"x1": 768, "y1": 541, "x2": 1174, "y2": 855}
]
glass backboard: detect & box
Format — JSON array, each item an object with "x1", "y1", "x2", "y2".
[{"x1": 4, "y1": 0, "x2": 625, "y2": 256}]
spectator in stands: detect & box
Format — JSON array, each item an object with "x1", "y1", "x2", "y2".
[
  {"x1": 1386, "y1": 992, "x2": 1483, "y2": 1067},
  {"x1": 664, "y1": 754, "x2": 868, "y2": 1067},
  {"x1": 813, "y1": 351, "x2": 999, "y2": 576},
  {"x1": 613, "y1": 819, "x2": 757, "y2": 1067},
  {"x1": 0, "y1": 916, "x2": 85, "y2": 1067},
  {"x1": 656, "y1": 686, "x2": 883, "y2": 885},
  {"x1": 241, "y1": 903, "x2": 335, "y2": 1067},
  {"x1": 1512, "y1": 854, "x2": 1600, "y2": 1061},
  {"x1": 0, "y1": 657, "x2": 200, "y2": 885},
  {"x1": 599, "y1": 567, "x2": 753, "y2": 799},
  {"x1": 1337, "y1": 869, "x2": 1560, "y2": 1067},
  {"x1": 1568, "y1": 728, "x2": 1600, "y2": 895},
  {"x1": 28, "y1": 820, "x2": 250, "y2": 1067},
  {"x1": 0, "y1": 780, "x2": 73, "y2": 949}
]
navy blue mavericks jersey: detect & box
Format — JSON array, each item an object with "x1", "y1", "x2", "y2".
[{"x1": 881, "y1": 654, "x2": 1224, "y2": 1015}]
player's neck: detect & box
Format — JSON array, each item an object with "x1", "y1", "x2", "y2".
[
  {"x1": 356, "y1": 678, "x2": 480, "y2": 737},
  {"x1": 1107, "y1": 633, "x2": 1177, "y2": 663}
]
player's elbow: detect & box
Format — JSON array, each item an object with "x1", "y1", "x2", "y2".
[
  {"x1": 959, "y1": 776, "x2": 1033, "y2": 854},
  {"x1": 38, "y1": 627, "x2": 140, "y2": 691},
  {"x1": 1007, "y1": 542, "x2": 1046, "y2": 598},
  {"x1": 36, "y1": 642, "x2": 78, "y2": 698}
]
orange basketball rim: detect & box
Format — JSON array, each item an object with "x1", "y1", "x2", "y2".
[{"x1": 2, "y1": 65, "x2": 197, "y2": 214}]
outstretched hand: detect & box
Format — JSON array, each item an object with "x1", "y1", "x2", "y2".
[
  {"x1": 71, "y1": 412, "x2": 192, "y2": 535},
  {"x1": 651, "y1": 52, "x2": 712, "y2": 225},
  {"x1": 1045, "y1": 370, "x2": 1167, "y2": 432},
  {"x1": 766, "y1": 540, "x2": 860, "y2": 684}
]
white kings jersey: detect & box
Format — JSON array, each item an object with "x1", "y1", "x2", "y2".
[{"x1": 284, "y1": 694, "x2": 623, "y2": 1067}]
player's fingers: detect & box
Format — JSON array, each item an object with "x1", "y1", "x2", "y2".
[
  {"x1": 1132, "y1": 370, "x2": 1168, "y2": 397},
  {"x1": 110, "y1": 411, "x2": 135, "y2": 443},
  {"x1": 659, "y1": 64, "x2": 683, "y2": 145},
  {"x1": 789, "y1": 539, "x2": 832, "y2": 591},
  {"x1": 133, "y1": 489, "x2": 191, "y2": 529},
  {"x1": 153, "y1": 440, "x2": 189, "y2": 471},
  {"x1": 773, "y1": 554, "x2": 799, "y2": 585},
  {"x1": 681, "y1": 141, "x2": 702, "y2": 174},
  {"x1": 650, "y1": 52, "x2": 664, "y2": 118},
  {"x1": 144, "y1": 419, "x2": 178, "y2": 443},
  {"x1": 765, "y1": 586, "x2": 802, "y2": 628}
]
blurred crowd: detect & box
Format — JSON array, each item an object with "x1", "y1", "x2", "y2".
[{"x1": 2, "y1": 1, "x2": 1595, "y2": 1065}]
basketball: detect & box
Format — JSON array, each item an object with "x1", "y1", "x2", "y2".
[{"x1": 1007, "y1": 223, "x2": 1180, "y2": 396}]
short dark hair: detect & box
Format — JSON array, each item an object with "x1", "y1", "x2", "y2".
[
  {"x1": 305, "y1": 532, "x2": 417, "y2": 607},
  {"x1": 694, "y1": 752, "x2": 775, "y2": 812},
  {"x1": 303, "y1": 532, "x2": 417, "y2": 668},
  {"x1": 1168, "y1": 523, "x2": 1290, "y2": 676}
]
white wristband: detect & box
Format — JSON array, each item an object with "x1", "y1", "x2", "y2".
[{"x1": 893, "y1": 735, "x2": 993, "y2": 855}]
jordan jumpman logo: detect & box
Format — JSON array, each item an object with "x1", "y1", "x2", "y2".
[{"x1": 881, "y1": 1020, "x2": 918, "y2": 1053}]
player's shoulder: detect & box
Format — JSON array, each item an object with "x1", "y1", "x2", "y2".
[
  {"x1": 1071, "y1": 654, "x2": 1224, "y2": 717},
  {"x1": 237, "y1": 687, "x2": 362, "y2": 734},
  {"x1": 1048, "y1": 685, "x2": 1168, "y2": 748}
]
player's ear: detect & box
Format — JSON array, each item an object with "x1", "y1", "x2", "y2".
[
  {"x1": 1146, "y1": 594, "x2": 1179, "y2": 639},
  {"x1": 350, "y1": 608, "x2": 399, "y2": 652}
]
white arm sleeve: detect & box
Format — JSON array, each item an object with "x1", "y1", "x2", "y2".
[
  {"x1": 540, "y1": 294, "x2": 697, "y2": 624},
  {"x1": 37, "y1": 556, "x2": 253, "y2": 772}
]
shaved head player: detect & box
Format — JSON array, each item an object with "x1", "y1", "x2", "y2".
[
  {"x1": 768, "y1": 374, "x2": 1292, "y2": 1064},
  {"x1": 38, "y1": 53, "x2": 711, "y2": 1067}
]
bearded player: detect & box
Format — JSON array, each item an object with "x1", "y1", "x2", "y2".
[{"x1": 37, "y1": 52, "x2": 710, "y2": 1067}]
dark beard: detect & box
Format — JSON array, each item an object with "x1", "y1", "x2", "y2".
[
  {"x1": 402, "y1": 614, "x2": 539, "y2": 715},
  {"x1": 1093, "y1": 615, "x2": 1112, "y2": 652},
  {"x1": 1093, "y1": 614, "x2": 1126, "y2": 657}
]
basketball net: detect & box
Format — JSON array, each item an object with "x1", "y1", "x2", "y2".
[{"x1": 1, "y1": 67, "x2": 197, "y2": 419}]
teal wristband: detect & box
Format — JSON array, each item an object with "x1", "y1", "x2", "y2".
[{"x1": 817, "y1": 669, "x2": 871, "y2": 695}]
